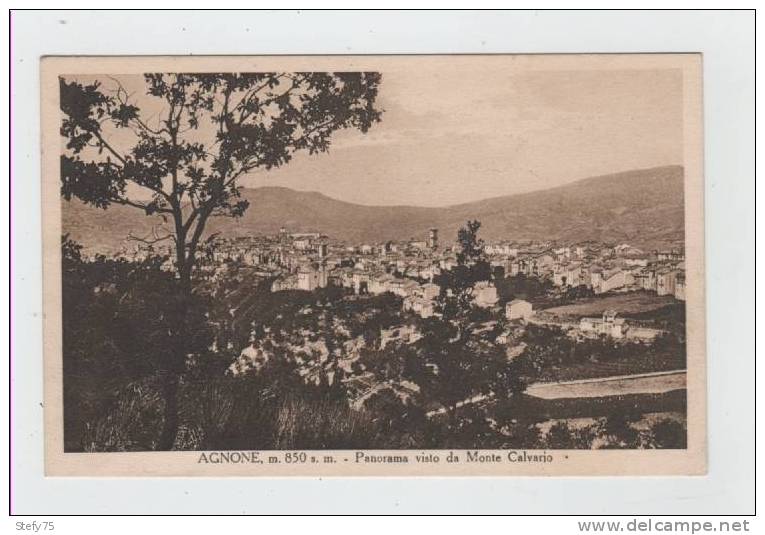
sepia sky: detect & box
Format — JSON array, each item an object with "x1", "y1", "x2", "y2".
[
  {"x1": 74, "y1": 66, "x2": 683, "y2": 207},
  {"x1": 253, "y1": 67, "x2": 684, "y2": 206}
]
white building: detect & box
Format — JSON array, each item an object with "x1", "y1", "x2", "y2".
[
  {"x1": 656, "y1": 270, "x2": 679, "y2": 296},
  {"x1": 297, "y1": 265, "x2": 328, "y2": 291},
  {"x1": 485, "y1": 243, "x2": 518, "y2": 257},
  {"x1": 473, "y1": 281, "x2": 499, "y2": 308},
  {"x1": 294, "y1": 238, "x2": 313, "y2": 251},
  {"x1": 419, "y1": 282, "x2": 441, "y2": 300},
  {"x1": 579, "y1": 310, "x2": 626, "y2": 338},
  {"x1": 389, "y1": 279, "x2": 420, "y2": 298},
  {"x1": 594, "y1": 269, "x2": 631, "y2": 294},
  {"x1": 369, "y1": 273, "x2": 395, "y2": 295},
  {"x1": 506, "y1": 299, "x2": 533, "y2": 321},
  {"x1": 403, "y1": 296, "x2": 436, "y2": 318}
]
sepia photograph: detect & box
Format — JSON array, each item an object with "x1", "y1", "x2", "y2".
[
  {"x1": 12, "y1": 6, "x2": 758, "y2": 518},
  {"x1": 41, "y1": 54, "x2": 706, "y2": 476}
]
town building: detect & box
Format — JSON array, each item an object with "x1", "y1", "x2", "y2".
[
  {"x1": 297, "y1": 265, "x2": 328, "y2": 291},
  {"x1": 674, "y1": 273, "x2": 686, "y2": 301},
  {"x1": 352, "y1": 270, "x2": 371, "y2": 294},
  {"x1": 633, "y1": 269, "x2": 657, "y2": 291},
  {"x1": 369, "y1": 273, "x2": 395, "y2": 295},
  {"x1": 579, "y1": 310, "x2": 626, "y2": 338},
  {"x1": 473, "y1": 281, "x2": 499, "y2": 308},
  {"x1": 656, "y1": 269, "x2": 679, "y2": 296},
  {"x1": 553, "y1": 262, "x2": 584, "y2": 287},
  {"x1": 419, "y1": 282, "x2": 441, "y2": 300},
  {"x1": 593, "y1": 268, "x2": 630, "y2": 294},
  {"x1": 657, "y1": 249, "x2": 685, "y2": 262},
  {"x1": 506, "y1": 299, "x2": 533, "y2": 321},
  {"x1": 427, "y1": 228, "x2": 439, "y2": 250},
  {"x1": 403, "y1": 296, "x2": 436, "y2": 318}
]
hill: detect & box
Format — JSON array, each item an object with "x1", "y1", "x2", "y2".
[{"x1": 62, "y1": 165, "x2": 685, "y2": 252}]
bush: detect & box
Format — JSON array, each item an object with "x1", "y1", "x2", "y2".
[
  {"x1": 80, "y1": 378, "x2": 165, "y2": 452},
  {"x1": 544, "y1": 421, "x2": 595, "y2": 449},
  {"x1": 647, "y1": 419, "x2": 687, "y2": 449}
]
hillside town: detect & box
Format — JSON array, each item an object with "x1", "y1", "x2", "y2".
[
  {"x1": 117, "y1": 226, "x2": 686, "y2": 308},
  {"x1": 107, "y1": 226, "x2": 687, "y2": 413}
]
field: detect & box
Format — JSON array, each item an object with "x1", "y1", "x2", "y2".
[{"x1": 541, "y1": 291, "x2": 679, "y2": 318}]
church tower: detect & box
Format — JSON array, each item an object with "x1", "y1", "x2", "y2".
[{"x1": 428, "y1": 228, "x2": 439, "y2": 250}]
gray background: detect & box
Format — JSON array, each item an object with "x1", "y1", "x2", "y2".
[{"x1": 10, "y1": 9, "x2": 755, "y2": 514}]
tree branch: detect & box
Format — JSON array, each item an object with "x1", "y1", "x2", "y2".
[
  {"x1": 107, "y1": 75, "x2": 171, "y2": 137},
  {"x1": 91, "y1": 130, "x2": 127, "y2": 165},
  {"x1": 127, "y1": 227, "x2": 176, "y2": 245},
  {"x1": 235, "y1": 74, "x2": 291, "y2": 123},
  {"x1": 112, "y1": 197, "x2": 173, "y2": 214}
]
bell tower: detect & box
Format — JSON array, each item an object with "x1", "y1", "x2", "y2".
[{"x1": 428, "y1": 228, "x2": 438, "y2": 250}]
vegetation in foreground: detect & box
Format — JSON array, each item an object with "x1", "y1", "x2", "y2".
[{"x1": 62, "y1": 225, "x2": 687, "y2": 452}]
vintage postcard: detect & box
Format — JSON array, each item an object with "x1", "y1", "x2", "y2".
[{"x1": 41, "y1": 54, "x2": 705, "y2": 476}]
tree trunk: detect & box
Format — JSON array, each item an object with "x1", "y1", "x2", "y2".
[
  {"x1": 157, "y1": 222, "x2": 199, "y2": 451},
  {"x1": 156, "y1": 259, "x2": 193, "y2": 452},
  {"x1": 158, "y1": 372, "x2": 180, "y2": 450}
]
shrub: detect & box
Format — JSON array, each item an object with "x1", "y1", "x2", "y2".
[{"x1": 647, "y1": 418, "x2": 687, "y2": 449}]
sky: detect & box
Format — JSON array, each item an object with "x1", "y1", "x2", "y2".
[{"x1": 70, "y1": 65, "x2": 683, "y2": 207}]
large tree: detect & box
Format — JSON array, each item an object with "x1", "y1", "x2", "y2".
[
  {"x1": 59, "y1": 72, "x2": 382, "y2": 449},
  {"x1": 60, "y1": 72, "x2": 381, "y2": 284}
]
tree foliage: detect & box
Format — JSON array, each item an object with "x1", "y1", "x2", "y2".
[
  {"x1": 434, "y1": 219, "x2": 492, "y2": 316},
  {"x1": 60, "y1": 72, "x2": 382, "y2": 449},
  {"x1": 61, "y1": 236, "x2": 219, "y2": 450},
  {"x1": 374, "y1": 221, "x2": 527, "y2": 420},
  {"x1": 60, "y1": 72, "x2": 382, "y2": 281}
]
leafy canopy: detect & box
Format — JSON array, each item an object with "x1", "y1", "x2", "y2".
[{"x1": 60, "y1": 72, "x2": 382, "y2": 273}]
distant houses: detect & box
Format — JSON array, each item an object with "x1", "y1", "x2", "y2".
[
  {"x1": 656, "y1": 269, "x2": 681, "y2": 297},
  {"x1": 657, "y1": 249, "x2": 684, "y2": 262},
  {"x1": 580, "y1": 310, "x2": 626, "y2": 338},
  {"x1": 593, "y1": 269, "x2": 632, "y2": 294},
  {"x1": 553, "y1": 262, "x2": 584, "y2": 287},
  {"x1": 180, "y1": 223, "x2": 686, "y2": 333},
  {"x1": 575, "y1": 310, "x2": 664, "y2": 341}
]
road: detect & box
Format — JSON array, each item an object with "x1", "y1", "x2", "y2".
[
  {"x1": 425, "y1": 369, "x2": 687, "y2": 417},
  {"x1": 524, "y1": 369, "x2": 686, "y2": 400}
]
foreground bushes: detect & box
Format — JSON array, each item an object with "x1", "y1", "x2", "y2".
[
  {"x1": 74, "y1": 372, "x2": 397, "y2": 452},
  {"x1": 63, "y1": 239, "x2": 686, "y2": 452},
  {"x1": 73, "y1": 368, "x2": 687, "y2": 452}
]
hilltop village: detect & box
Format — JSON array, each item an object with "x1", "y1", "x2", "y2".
[
  {"x1": 67, "y1": 221, "x2": 688, "y2": 450},
  {"x1": 122, "y1": 226, "x2": 685, "y2": 306},
  {"x1": 113, "y1": 226, "x2": 685, "y2": 384}
]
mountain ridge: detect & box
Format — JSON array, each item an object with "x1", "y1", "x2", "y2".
[{"x1": 62, "y1": 165, "x2": 685, "y2": 253}]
